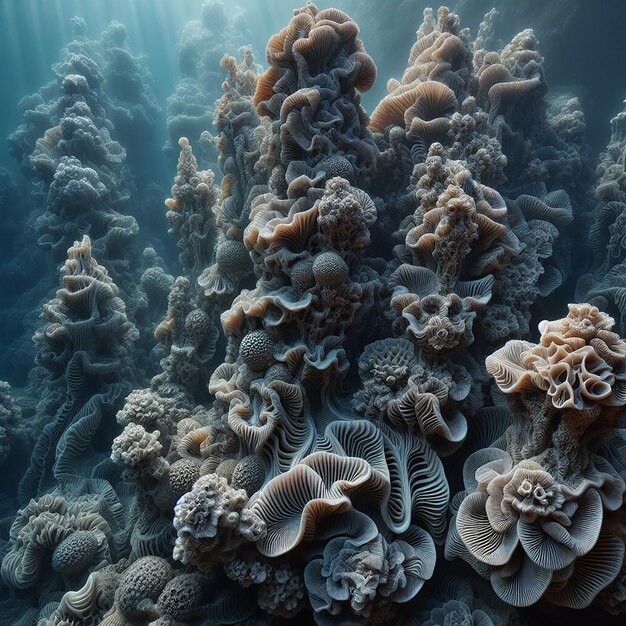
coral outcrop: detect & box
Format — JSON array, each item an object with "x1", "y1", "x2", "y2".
[{"x1": 448, "y1": 304, "x2": 626, "y2": 609}]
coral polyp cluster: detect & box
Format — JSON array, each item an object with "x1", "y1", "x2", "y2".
[{"x1": 0, "y1": 3, "x2": 624, "y2": 625}]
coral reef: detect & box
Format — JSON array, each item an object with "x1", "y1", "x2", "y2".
[
  {"x1": 164, "y1": 1, "x2": 252, "y2": 169},
  {"x1": 19, "y1": 236, "x2": 137, "y2": 503},
  {"x1": 1, "y1": 2, "x2": 624, "y2": 625}
]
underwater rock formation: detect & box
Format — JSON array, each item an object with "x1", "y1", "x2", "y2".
[
  {"x1": 1, "y1": 2, "x2": 624, "y2": 625},
  {"x1": 164, "y1": 1, "x2": 253, "y2": 169}
]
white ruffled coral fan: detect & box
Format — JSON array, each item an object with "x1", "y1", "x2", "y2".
[{"x1": 487, "y1": 303, "x2": 626, "y2": 412}]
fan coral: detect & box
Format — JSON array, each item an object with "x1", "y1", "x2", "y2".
[
  {"x1": 253, "y1": 3, "x2": 378, "y2": 184},
  {"x1": 449, "y1": 448, "x2": 624, "y2": 608}
]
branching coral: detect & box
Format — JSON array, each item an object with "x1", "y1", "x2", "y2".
[
  {"x1": 173, "y1": 473, "x2": 266, "y2": 569},
  {"x1": 165, "y1": 137, "x2": 219, "y2": 280}
]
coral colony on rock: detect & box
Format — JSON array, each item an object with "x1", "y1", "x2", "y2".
[{"x1": 0, "y1": 1, "x2": 625, "y2": 625}]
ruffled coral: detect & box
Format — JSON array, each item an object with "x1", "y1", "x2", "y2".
[
  {"x1": 305, "y1": 529, "x2": 435, "y2": 623},
  {"x1": 450, "y1": 303, "x2": 626, "y2": 609},
  {"x1": 486, "y1": 304, "x2": 626, "y2": 413},
  {"x1": 20, "y1": 236, "x2": 137, "y2": 502},
  {"x1": 1, "y1": 492, "x2": 113, "y2": 590},
  {"x1": 173, "y1": 473, "x2": 266, "y2": 569},
  {"x1": 253, "y1": 3, "x2": 378, "y2": 185},
  {"x1": 1, "y1": 3, "x2": 617, "y2": 624}
]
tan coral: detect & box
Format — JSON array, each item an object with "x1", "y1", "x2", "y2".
[{"x1": 486, "y1": 304, "x2": 626, "y2": 412}]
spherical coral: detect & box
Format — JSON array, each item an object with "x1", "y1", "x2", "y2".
[
  {"x1": 239, "y1": 330, "x2": 276, "y2": 371},
  {"x1": 115, "y1": 557, "x2": 173, "y2": 619},
  {"x1": 51, "y1": 531, "x2": 101, "y2": 577},
  {"x1": 167, "y1": 458, "x2": 201, "y2": 503},
  {"x1": 317, "y1": 155, "x2": 354, "y2": 181},
  {"x1": 2, "y1": 493, "x2": 112, "y2": 590},
  {"x1": 157, "y1": 573, "x2": 207, "y2": 621},
  {"x1": 140, "y1": 266, "x2": 174, "y2": 302},
  {"x1": 290, "y1": 260, "x2": 315, "y2": 293},
  {"x1": 312, "y1": 251, "x2": 349, "y2": 287},
  {"x1": 216, "y1": 458, "x2": 238, "y2": 482},
  {"x1": 216, "y1": 238, "x2": 249, "y2": 272},
  {"x1": 184, "y1": 309, "x2": 212, "y2": 345},
  {"x1": 231, "y1": 455, "x2": 265, "y2": 497},
  {"x1": 265, "y1": 363, "x2": 294, "y2": 384}
]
